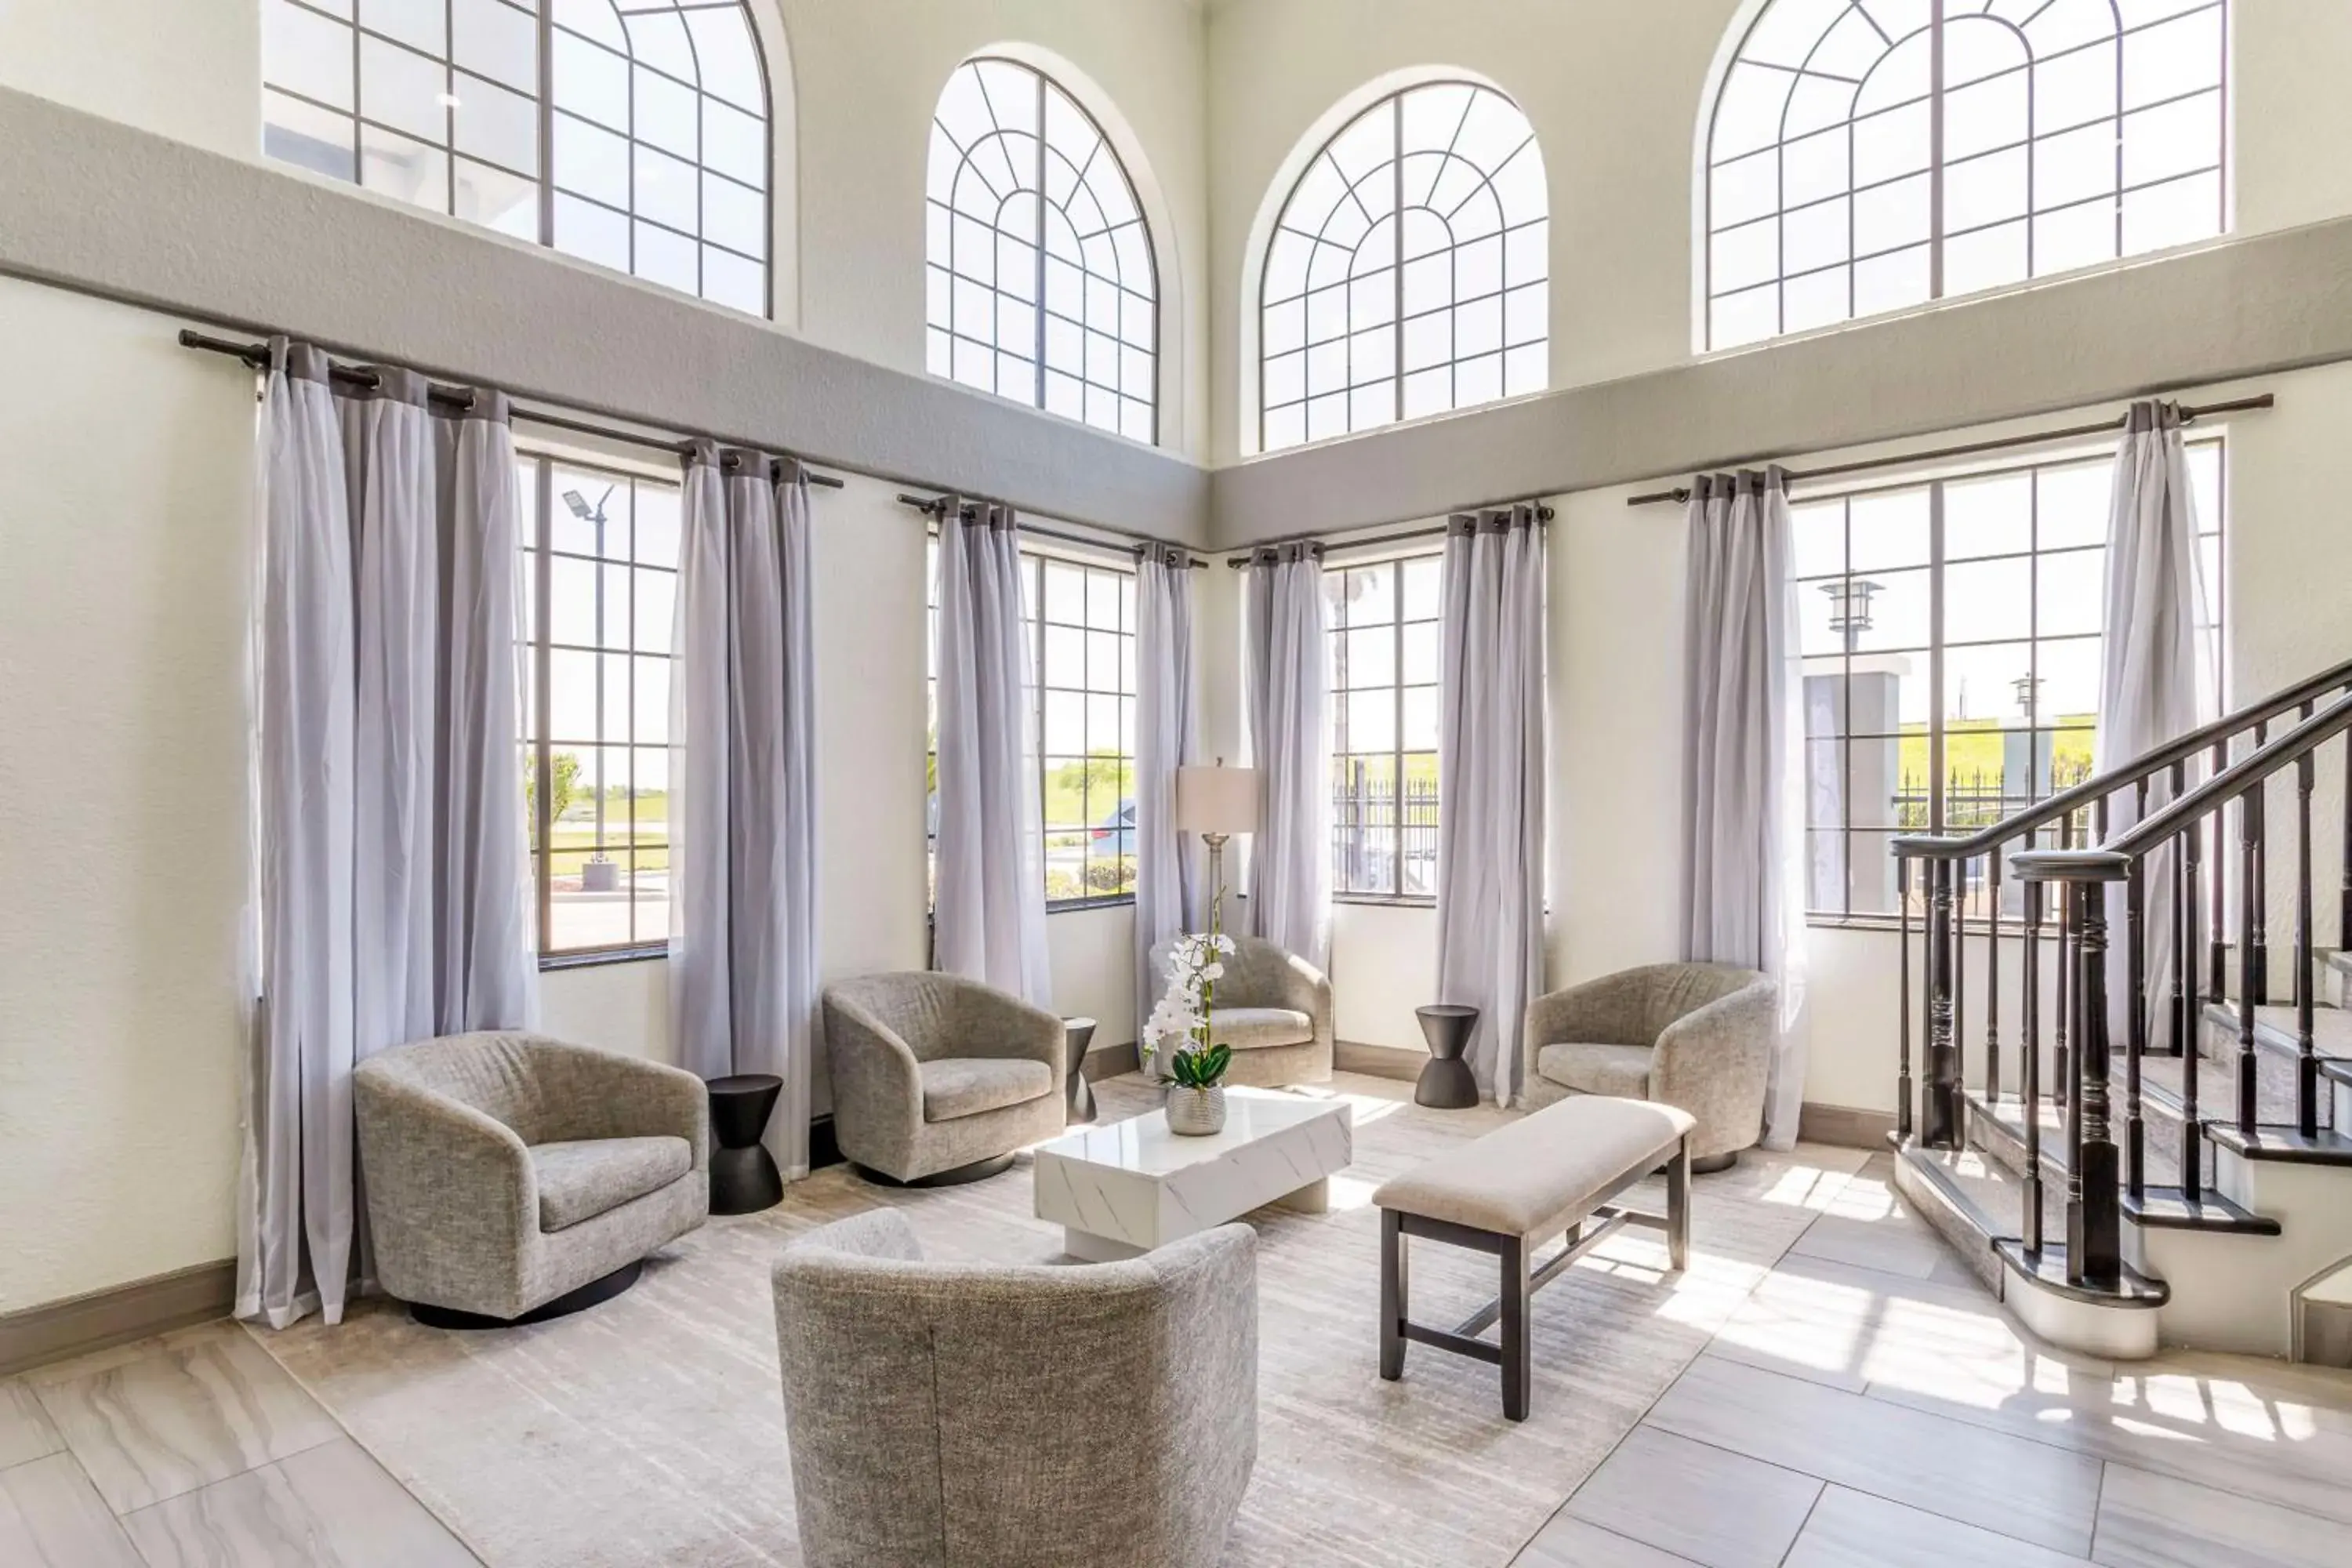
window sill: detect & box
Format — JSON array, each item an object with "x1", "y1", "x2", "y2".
[
  {"x1": 1047, "y1": 895, "x2": 1136, "y2": 914},
  {"x1": 540, "y1": 945, "x2": 667, "y2": 972},
  {"x1": 1333, "y1": 893, "x2": 1436, "y2": 909}
]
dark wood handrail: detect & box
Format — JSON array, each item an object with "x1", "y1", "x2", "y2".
[
  {"x1": 2010, "y1": 690, "x2": 2352, "y2": 879},
  {"x1": 1893, "y1": 655, "x2": 2352, "y2": 861}
]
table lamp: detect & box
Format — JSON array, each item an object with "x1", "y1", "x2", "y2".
[{"x1": 1174, "y1": 760, "x2": 1259, "y2": 938}]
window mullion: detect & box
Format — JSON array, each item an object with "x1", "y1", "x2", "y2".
[
  {"x1": 1392, "y1": 96, "x2": 1406, "y2": 424},
  {"x1": 534, "y1": 456, "x2": 554, "y2": 955},
  {"x1": 1929, "y1": 0, "x2": 1946, "y2": 300},
  {"x1": 1035, "y1": 71, "x2": 1049, "y2": 410},
  {"x1": 1393, "y1": 568, "x2": 1406, "y2": 896}
]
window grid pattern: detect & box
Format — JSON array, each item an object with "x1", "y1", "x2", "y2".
[
  {"x1": 1800, "y1": 438, "x2": 2223, "y2": 921},
  {"x1": 1706, "y1": 0, "x2": 2228, "y2": 350},
  {"x1": 926, "y1": 539, "x2": 1140, "y2": 907},
  {"x1": 1327, "y1": 555, "x2": 1443, "y2": 898},
  {"x1": 1260, "y1": 82, "x2": 1548, "y2": 453},
  {"x1": 519, "y1": 452, "x2": 682, "y2": 960},
  {"x1": 925, "y1": 59, "x2": 1160, "y2": 445},
  {"x1": 261, "y1": 0, "x2": 771, "y2": 316}
]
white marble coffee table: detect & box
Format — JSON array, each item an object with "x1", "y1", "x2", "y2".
[{"x1": 1033, "y1": 1088, "x2": 1354, "y2": 1261}]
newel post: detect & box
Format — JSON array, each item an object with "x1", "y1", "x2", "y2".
[{"x1": 2013, "y1": 846, "x2": 2129, "y2": 1287}]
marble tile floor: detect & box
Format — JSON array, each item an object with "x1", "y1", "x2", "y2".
[
  {"x1": 0, "y1": 1321, "x2": 477, "y2": 1566},
  {"x1": 1515, "y1": 1152, "x2": 2352, "y2": 1568},
  {"x1": 10, "y1": 1087, "x2": 2352, "y2": 1566}
]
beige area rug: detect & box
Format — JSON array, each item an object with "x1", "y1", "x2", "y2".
[{"x1": 254, "y1": 1073, "x2": 1871, "y2": 1567}]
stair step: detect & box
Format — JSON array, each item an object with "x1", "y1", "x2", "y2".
[
  {"x1": 2197, "y1": 999, "x2": 2352, "y2": 1068},
  {"x1": 1992, "y1": 1237, "x2": 2171, "y2": 1307},
  {"x1": 2138, "y1": 1049, "x2": 2307, "y2": 1130},
  {"x1": 2203, "y1": 1122, "x2": 2352, "y2": 1165},
  {"x1": 2119, "y1": 1185, "x2": 2281, "y2": 1234}
]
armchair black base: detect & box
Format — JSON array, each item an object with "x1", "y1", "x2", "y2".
[{"x1": 408, "y1": 1258, "x2": 644, "y2": 1330}]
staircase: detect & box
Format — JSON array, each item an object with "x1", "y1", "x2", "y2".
[{"x1": 1887, "y1": 659, "x2": 2352, "y2": 1362}]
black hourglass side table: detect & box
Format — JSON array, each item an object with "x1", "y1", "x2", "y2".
[
  {"x1": 1414, "y1": 1005, "x2": 1482, "y2": 1109},
  {"x1": 706, "y1": 1073, "x2": 786, "y2": 1214}
]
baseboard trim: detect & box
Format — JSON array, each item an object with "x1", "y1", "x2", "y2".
[
  {"x1": 1082, "y1": 1040, "x2": 1141, "y2": 1081},
  {"x1": 1336, "y1": 1040, "x2": 1428, "y2": 1083},
  {"x1": 1800, "y1": 1102, "x2": 1899, "y2": 1150},
  {"x1": 0, "y1": 1259, "x2": 238, "y2": 1377}
]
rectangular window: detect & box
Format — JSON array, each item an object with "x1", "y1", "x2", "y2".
[
  {"x1": 927, "y1": 537, "x2": 1138, "y2": 907},
  {"x1": 1327, "y1": 554, "x2": 1443, "y2": 899},
  {"x1": 1800, "y1": 439, "x2": 2223, "y2": 921},
  {"x1": 518, "y1": 452, "x2": 679, "y2": 961}
]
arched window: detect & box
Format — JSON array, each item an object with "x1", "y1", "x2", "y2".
[
  {"x1": 925, "y1": 57, "x2": 1159, "y2": 445},
  {"x1": 1258, "y1": 82, "x2": 1547, "y2": 453},
  {"x1": 260, "y1": 0, "x2": 772, "y2": 316},
  {"x1": 1704, "y1": 0, "x2": 2228, "y2": 350}
]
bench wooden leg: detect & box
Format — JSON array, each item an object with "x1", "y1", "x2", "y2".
[
  {"x1": 1379, "y1": 1207, "x2": 1407, "y2": 1381},
  {"x1": 1666, "y1": 1136, "x2": 1691, "y2": 1272},
  {"x1": 1500, "y1": 1233, "x2": 1531, "y2": 1421}
]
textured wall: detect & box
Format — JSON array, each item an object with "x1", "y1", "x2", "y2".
[
  {"x1": 1204, "y1": 0, "x2": 2352, "y2": 476},
  {"x1": 0, "y1": 87, "x2": 1211, "y2": 544},
  {"x1": 0, "y1": 277, "x2": 255, "y2": 1310}
]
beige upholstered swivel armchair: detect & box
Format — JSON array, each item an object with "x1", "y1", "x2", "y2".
[
  {"x1": 1522, "y1": 963, "x2": 1777, "y2": 1169},
  {"x1": 773, "y1": 1207, "x2": 1257, "y2": 1568},
  {"x1": 1147, "y1": 933, "x2": 1334, "y2": 1086},
  {"x1": 354, "y1": 1033, "x2": 709, "y2": 1325},
  {"x1": 821, "y1": 972, "x2": 1066, "y2": 1185}
]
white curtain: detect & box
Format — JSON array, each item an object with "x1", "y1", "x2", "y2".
[
  {"x1": 670, "y1": 446, "x2": 822, "y2": 1177},
  {"x1": 1243, "y1": 543, "x2": 1330, "y2": 970},
  {"x1": 245, "y1": 343, "x2": 534, "y2": 1330},
  {"x1": 2097, "y1": 401, "x2": 2211, "y2": 1052},
  {"x1": 1434, "y1": 507, "x2": 1549, "y2": 1106},
  {"x1": 1134, "y1": 543, "x2": 1200, "y2": 1036},
  {"x1": 934, "y1": 502, "x2": 1052, "y2": 1006},
  {"x1": 1681, "y1": 469, "x2": 1808, "y2": 1150}
]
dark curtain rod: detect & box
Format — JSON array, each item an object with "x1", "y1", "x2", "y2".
[
  {"x1": 1221, "y1": 501, "x2": 1555, "y2": 568},
  {"x1": 895, "y1": 492, "x2": 1207, "y2": 568},
  {"x1": 181, "y1": 329, "x2": 849, "y2": 485},
  {"x1": 1623, "y1": 393, "x2": 2275, "y2": 507}
]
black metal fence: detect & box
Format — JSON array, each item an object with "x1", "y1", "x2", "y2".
[{"x1": 1332, "y1": 763, "x2": 1439, "y2": 896}]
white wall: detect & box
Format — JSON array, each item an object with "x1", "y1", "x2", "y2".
[
  {"x1": 0, "y1": 277, "x2": 256, "y2": 1311},
  {"x1": 0, "y1": 0, "x2": 1211, "y2": 462}
]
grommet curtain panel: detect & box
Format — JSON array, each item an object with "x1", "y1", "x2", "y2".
[
  {"x1": 1434, "y1": 506, "x2": 1548, "y2": 1106},
  {"x1": 1243, "y1": 542, "x2": 1331, "y2": 971},
  {"x1": 1680, "y1": 468, "x2": 1807, "y2": 1149},
  {"x1": 670, "y1": 445, "x2": 821, "y2": 1177},
  {"x1": 244, "y1": 341, "x2": 535, "y2": 1330},
  {"x1": 2096, "y1": 400, "x2": 2212, "y2": 1053},
  {"x1": 1134, "y1": 543, "x2": 1200, "y2": 1038},
  {"x1": 934, "y1": 503, "x2": 1053, "y2": 1007}
]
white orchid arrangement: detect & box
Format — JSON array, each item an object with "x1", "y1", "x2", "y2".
[{"x1": 1143, "y1": 930, "x2": 1238, "y2": 1084}]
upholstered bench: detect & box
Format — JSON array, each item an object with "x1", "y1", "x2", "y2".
[{"x1": 1372, "y1": 1094, "x2": 1694, "y2": 1420}]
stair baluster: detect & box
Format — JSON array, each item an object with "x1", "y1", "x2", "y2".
[
  {"x1": 1954, "y1": 853, "x2": 1969, "y2": 1129},
  {"x1": 2297, "y1": 734, "x2": 2318, "y2": 1137},
  {"x1": 2239, "y1": 778, "x2": 2263, "y2": 1134},
  {"x1": 2022, "y1": 876, "x2": 2045, "y2": 1254},
  {"x1": 2181, "y1": 800, "x2": 2204, "y2": 1200},
  {"x1": 2125, "y1": 858, "x2": 2147, "y2": 1200},
  {"x1": 1898, "y1": 852, "x2": 1914, "y2": 1142},
  {"x1": 1985, "y1": 852, "x2": 2002, "y2": 1106},
  {"x1": 2168, "y1": 761, "x2": 2187, "y2": 1060},
  {"x1": 2252, "y1": 719, "x2": 2270, "y2": 1006},
  {"x1": 2342, "y1": 695, "x2": 2352, "y2": 958},
  {"x1": 2055, "y1": 814, "x2": 2074, "y2": 1114},
  {"x1": 2211, "y1": 739, "x2": 2230, "y2": 1000},
  {"x1": 1926, "y1": 856, "x2": 1959, "y2": 1148}
]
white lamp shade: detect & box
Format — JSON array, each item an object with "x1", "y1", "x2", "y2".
[{"x1": 1174, "y1": 764, "x2": 1260, "y2": 835}]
